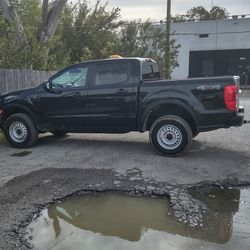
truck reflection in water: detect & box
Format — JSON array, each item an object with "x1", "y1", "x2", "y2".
[{"x1": 46, "y1": 188, "x2": 240, "y2": 244}]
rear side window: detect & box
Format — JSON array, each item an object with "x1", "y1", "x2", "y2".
[
  {"x1": 95, "y1": 62, "x2": 131, "y2": 86},
  {"x1": 142, "y1": 61, "x2": 161, "y2": 80}
]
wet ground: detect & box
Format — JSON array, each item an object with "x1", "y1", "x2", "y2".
[
  {"x1": 1, "y1": 167, "x2": 249, "y2": 250},
  {"x1": 27, "y1": 188, "x2": 250, "y2": 250}
]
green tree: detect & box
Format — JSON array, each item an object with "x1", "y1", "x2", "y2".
[
  {"x1": 59, "y1": 0, "x2": 122, "y2": 64},
  {"x1": 187, "y1": 5, "x2": 229, "y2": 20},
  {"x1": 187, "y1": 6, "x2": 210, "y2": 20},
  {"x1": 172, "y1": 14, "x2": 186, "y2": 23},
  {"x1": 0, "y1": 0, "x2": 68, "y2": 69},
  {"x1": 116, "y1": 20, "x2": 180, "y2": 76},
  {"x1": 0, "y1": 0, "x2": 42, "y2": 68},
  {"x1": 0, "y1": 0, "x2": 180, "y2": 75},
  {"x1": 210, "y1": 6, "x2": 229, "y2": 19}
]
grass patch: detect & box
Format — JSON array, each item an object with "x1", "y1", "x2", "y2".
[{"x1": 0, "y1": 132, "x2": 5, "y2": 142}]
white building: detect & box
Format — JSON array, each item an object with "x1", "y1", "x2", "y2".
[{"x1": 166, "y1": 17, "x2": 250, "y2": 85}]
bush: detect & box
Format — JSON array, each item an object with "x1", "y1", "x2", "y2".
[{"x1": 0, "y1": 132, "x2": 5, "y2": 142}]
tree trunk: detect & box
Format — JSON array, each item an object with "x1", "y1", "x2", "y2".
[
  {"x1": 0, "y1": 0, "x2": 14, "y2": 21},
  {"x1": 0, "y1": 0, "x2": 67, "y2": 47},
  {"x1": 0, "y1": 0, "x2": 29, "y2": 49},
  {"x1": 37, "y1": 0, "x2": 67, "y2": 43}
]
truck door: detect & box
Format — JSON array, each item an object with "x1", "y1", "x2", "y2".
[
  {"x1": 87, "y1": 60, "x2": 136, "y2": 131},
  {"x1": 39, "y1": 64, "x2": 90, "y2": 130}
]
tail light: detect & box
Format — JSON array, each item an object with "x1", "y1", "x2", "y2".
[{"x1": 224, "y1": 85, "x2": 238, "y2": 111}]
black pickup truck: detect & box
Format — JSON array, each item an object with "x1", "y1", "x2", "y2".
[{"x1": 0, "y1": 58, "x2": 245, "y2": 156}]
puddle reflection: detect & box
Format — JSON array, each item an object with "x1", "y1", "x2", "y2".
[{"x1": 27, "y1": 188, "x2": 250, "y2": 250}]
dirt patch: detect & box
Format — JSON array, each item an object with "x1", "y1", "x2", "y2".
[{"x1": 0, "y1": 132, "x2": 5, "y2": 142}]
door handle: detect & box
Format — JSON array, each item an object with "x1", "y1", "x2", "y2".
[
  {"x1": 116, "y1": 89, "x2": 128, "y2": 96},
  {"x1": 73, "y1": 92, "x2": 85, "y2": 97}
]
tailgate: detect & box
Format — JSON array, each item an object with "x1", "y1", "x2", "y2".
[{"x1": 233, "y1": 76, "x2": 241, "y2": 110}]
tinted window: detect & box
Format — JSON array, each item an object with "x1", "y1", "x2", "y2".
[
  {"x1": 51, "y1": 66, "x2": 88, "y2": 89},
  {"x1": 95, "y1": 62, "x2": 130, "y2": 86},
  {"x1": 142, "y1": 61, "x2": 161, "y2": 80}
]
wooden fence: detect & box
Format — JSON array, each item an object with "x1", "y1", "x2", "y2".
[
  {"x1": 0, "y1": 68, "x2": 57, "y2": 94},
  {"x1": 1, "y1": 68, "x2": 249, "y2": 94}
]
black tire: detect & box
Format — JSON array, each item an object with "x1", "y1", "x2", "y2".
[
  {"x1": 51, "y1": 131, "x2": 68, "y2": 136},
  {"x1": 4, "y1": 113, "x2": 38, "y2": 148},
  {"x1": 149, "y1": 115, "x2": 192, "y2": 157}
]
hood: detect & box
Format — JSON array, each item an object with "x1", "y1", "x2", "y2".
[{"x1": 0, "y1": 87, "x2": 36, "y2": 100}]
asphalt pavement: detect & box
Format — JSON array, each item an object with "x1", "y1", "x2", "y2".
[
  {"x1": 0, "y1": 98, "x2": 250, "y2": 187},
  {"x1": 0, "y1": 95, "x2": 249, "y2": 250}
]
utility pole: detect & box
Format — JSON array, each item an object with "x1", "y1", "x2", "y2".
[{"x1": 165, "y1": 0, "x2": 171, "y2": 79}]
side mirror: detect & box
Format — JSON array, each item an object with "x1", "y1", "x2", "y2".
[
  {"x1": 43, "y1": 81, "x2": 62, "y2": 94},
  {"x1": 43, "y1": 81, "x2": 51, "y2": 90}
]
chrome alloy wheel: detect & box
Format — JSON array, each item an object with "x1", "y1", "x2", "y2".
[
  {"x1": 9, "y1": 121, "x2": 28, "y2": 143},
  {"x1": 157, "y1": 125, "x2": 182, "y2": 150}
]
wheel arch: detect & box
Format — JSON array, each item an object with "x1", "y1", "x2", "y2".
[
  {"x1": 141, "y1": 102, "x2": 198, "y2": 135},
  {"x1": 2, "y1": 104, "x2": 37, "y2": 124}
]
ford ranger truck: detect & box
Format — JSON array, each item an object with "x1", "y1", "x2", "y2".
[{"x1": 0, "y1": 58, "x2": 245, "y2": 156}]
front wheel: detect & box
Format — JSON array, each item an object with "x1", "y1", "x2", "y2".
[
  {"x1": 149, "y1": 115, "x2": 192, "y2": 157},
  {"x1": 4, "y1": 113, "x2": 38, "y2": 148}
]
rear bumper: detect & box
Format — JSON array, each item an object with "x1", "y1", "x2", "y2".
[
  {"x1": 198, "y1": 106, "x2": 245, "y2": 132},
  {"x1": 226, "y1": 106, "x2": 245, "y2": 127}
]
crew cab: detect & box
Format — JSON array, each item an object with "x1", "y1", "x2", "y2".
[{"x1": 0, "y1": 58, "x2": 245, "y2": 156}]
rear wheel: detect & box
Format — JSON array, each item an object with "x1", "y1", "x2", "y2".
[
  {"x1": 4, "y1": 113, "x2": 38, "y2": 148},
  {"x1": 149, "y1": 115, "x2": 192, "y2": 157}
]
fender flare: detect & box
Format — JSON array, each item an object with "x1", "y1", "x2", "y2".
[
  {"x1": 141, "y1": 101, "x2": 199, "y2": 132},
  {"x1": 3, "y1": 103, "x2": 38, "y2": 123}
]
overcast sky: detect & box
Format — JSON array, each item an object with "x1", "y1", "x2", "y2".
[{"x1": 94, "y1": 0, "x2": 250, "y2": 21}]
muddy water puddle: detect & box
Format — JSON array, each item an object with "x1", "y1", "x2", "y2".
[{"x1": 26, "y1": 188, "x2": 250, "y2": 250}]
